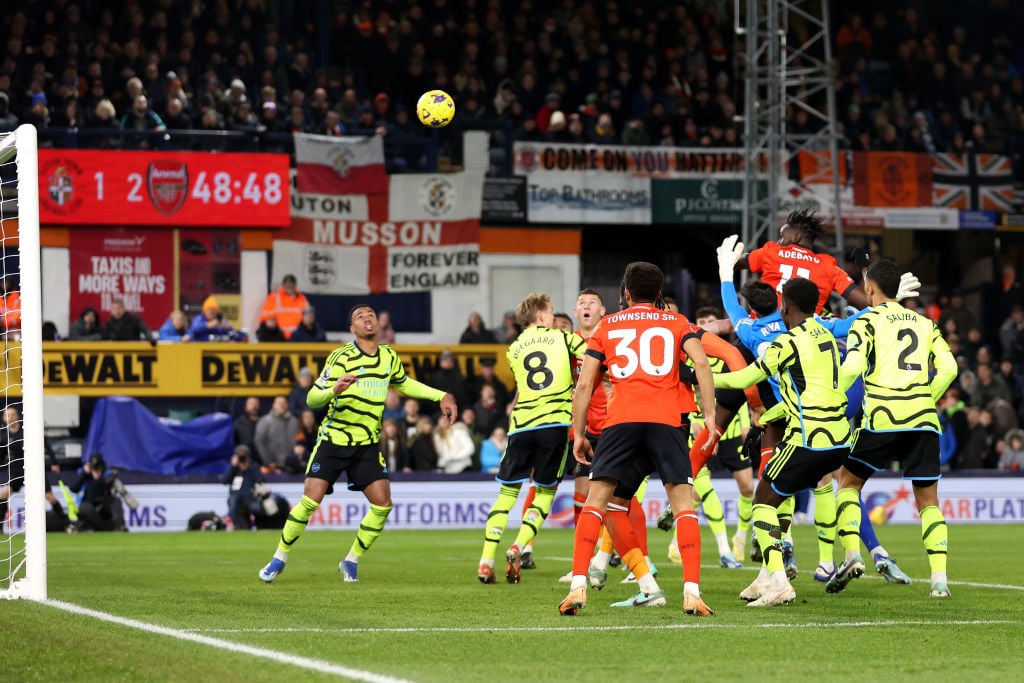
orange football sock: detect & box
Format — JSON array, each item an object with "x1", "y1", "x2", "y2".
[
  {"x1": 674, "y1": 510, "x2": 702, "y2": 585},
  {"x1": 605, "y1": 507, "x2": 640, "y2": 558},
  {"x1": 572, "y1": 492, "x2": 586, "y2": 527},
  {"x1": 573, "y1": 506, "x2": 604, "y2": 576},
  {"x1": 521, "y1": 485, "x2": 536, "y2": 517},
  {"x1": 598, "y1": 524, "x2": 615, "y2": 553},
  {"x1": 628, "y1": 497, "x2": 649, "y2": 555},
  {"x1": 758, "y1": 447, "x2": 773, "y2": 478},
  {"x1": 689, "y1": 425, "x2": 724, "y2": 475}
]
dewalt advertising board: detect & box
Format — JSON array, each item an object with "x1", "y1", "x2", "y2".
[{"x1": 3, "y1": 343, "x2": 510, "y2": 397}]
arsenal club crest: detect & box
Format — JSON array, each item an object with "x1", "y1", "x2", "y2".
[{"x1": 147, "y1": 161, "x2": 189, "y2": 216}]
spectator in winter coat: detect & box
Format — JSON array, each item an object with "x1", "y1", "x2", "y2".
[
  {"x1": 68, "y1": 306, "x2": 105, "y2": 341},
  {"x1": 288, "y1": 306, "x2": 328, "y2": 342},
  {"x1": 254, "y1": 396, "x2": 299, "y2": 473},
  {"x1": 104, "y1": 299, "x2": 154, "y2": 343}
]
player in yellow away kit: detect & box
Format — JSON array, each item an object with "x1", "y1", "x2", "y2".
[{"x1": 259, "y1": 304, "x2": 457, "y2": 583}]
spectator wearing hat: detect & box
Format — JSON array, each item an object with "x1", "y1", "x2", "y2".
[
  {"x1": 373, "y1": 92, "x2": 392, "y2": 123},
  {"x1": 258, "y1": 274, "x2": 309, "y2": 339},
  {"x1": 544, "y1": 110, "x2": 571, "y2": 142},
  {"x1": 189, "y1": 296, "x2": 236, "y2": 341},
  {"x1": 589, "y1": 112, "x2": 617, "y2": 143},
  {"x1": 259, "y1": 100, "x2": 286, "y2": 133},
  {"x1": 535, "y1": 92, "x2": 561, "y2": 134},
  {"x1": 351, "y1": 105, "x2": 380, "y2": 136},
  {"x1": 225, "y1": 78, "x2": 249, "y2": 112},
  {"x1": 229, "y1": 99, "x2": 266, "y2": 134},
  {"x1": 26, "y1": 91, "x2": 50, "y2": 130},
  {"x1": 289, "y1": 306, "x2": 327, "y2": 343}
]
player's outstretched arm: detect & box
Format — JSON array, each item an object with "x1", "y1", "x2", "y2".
[{"x1": 713, "y1": 361, "x2": 767, "y2": 390}]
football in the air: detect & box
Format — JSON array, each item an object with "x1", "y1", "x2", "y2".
[{"x1": 416, "y1": 90, "x2": 455, "y2": 128}]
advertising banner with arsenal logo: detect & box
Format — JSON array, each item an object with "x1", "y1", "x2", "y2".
[
  {"x1": 38, "y1": 150, "x2": 290, "y2": 227},
  {"x1": 70, "y1": 228, "x2": 176, "y2": 329},
  {"x1": 274, "y1": 172, "x2": 482, "y2": 294}
]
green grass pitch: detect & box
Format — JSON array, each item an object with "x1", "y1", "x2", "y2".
[{"x1": 4, "y1": 524, "x2": 1024, "y2": 682}]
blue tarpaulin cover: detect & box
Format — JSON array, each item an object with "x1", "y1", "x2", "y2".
[{"x1": 84, "y1": 397, "x2": 233, "y2": 475}]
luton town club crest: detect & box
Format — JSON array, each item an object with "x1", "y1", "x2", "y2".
[
  {"x1": 40, "y1": 155, "x2": 84, "y2": 215},
  {"x1": 331, "y1": 149, "x2": 351, "y2": 177},
  {"x1": 146, "y1": 160, "x2": 189, "y2": 216},
  {"x1": 419, "y1": 176, "x2": 455, "y2": 217},
  {"x1": 48, "y1": 166, "x2": 74, "y2": 206}
]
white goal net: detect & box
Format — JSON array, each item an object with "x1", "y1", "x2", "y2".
[{"x1": 0, "y1": 125, "x2": 46, "y2": 600}]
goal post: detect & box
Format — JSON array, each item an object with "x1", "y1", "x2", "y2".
[{"x1": 1, "y1": 124, "x2": 46, "y2": 600}]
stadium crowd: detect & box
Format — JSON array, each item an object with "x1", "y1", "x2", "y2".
[{"x1": 0, "y1": 2, "x2": 1022, "y2": 173}]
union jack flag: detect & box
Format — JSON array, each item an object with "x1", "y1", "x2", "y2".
[{"x1": 931, "y1": 152, "x2": 1016, "y2": 211}]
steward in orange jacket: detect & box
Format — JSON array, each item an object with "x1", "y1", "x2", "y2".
[{"x1": 258, "y1": 274, "x2": 309, "y2": 339}]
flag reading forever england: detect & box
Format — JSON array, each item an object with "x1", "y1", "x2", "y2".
[{"x1": 294, "y1": 133, "x2": 388, "y2": 195}]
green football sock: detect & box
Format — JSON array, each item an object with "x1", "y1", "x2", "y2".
[
  {"x1": 276, "y1": 495, "x2": 319, "y2": 557},
  {"x1": 737, "y1": 493, "x2": 753, "y2": 536},
  {"x1": 513, "y1": 485, "x2": 555, "y2": 551},
  {"x1": 752, "y1": 503, "x2": 785, "y2": 574},
  {"x1": 836, "y1": 487, "x2": 862, "y2": 556},
  {"x1": 348, "y1": 503, "x2": 393, "y2": 559},
  {"x1": 777, "y1": 496, "x2": 794, "y2": 537},
  {"x1": 481, "y1": 484, "x2": 520, "y2": 562},
  {"x1": 920, "y1": 505, "x2": 948, "y2": 575},
  {"x1": 813, "y1": 482, "x2": 837, "y2": 564},
  {"x1": 694, "y1": 468, "x2": 726, "y2": 536}
]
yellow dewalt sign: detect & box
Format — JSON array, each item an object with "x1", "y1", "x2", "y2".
[{"x1": 4, "y1": 342, "x2": 511, "y2": 397}]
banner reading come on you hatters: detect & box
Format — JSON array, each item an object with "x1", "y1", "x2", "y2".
[{"x1": 274, "y1": 172, "x2": 483, "y2": 294}]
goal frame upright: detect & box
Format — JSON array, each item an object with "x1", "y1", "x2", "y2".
[{"x1": 1, "y1": 124, "x2": 46, "y2": 601}]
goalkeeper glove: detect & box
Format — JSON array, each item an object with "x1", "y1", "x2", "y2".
[
  {"x1": 897, "y1": 272, "x2": 921, "y2": 301},
  {"x1": 716, "y1": 235, "x2": 744, "y2": 282}
]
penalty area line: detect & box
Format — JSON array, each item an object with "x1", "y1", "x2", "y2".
[
  {"x1": 202, "y1": 619, "x2": 1013, "y2": 635},
  {"x1": 44, "y1": 599, "x2": 413, "y2": 683}
]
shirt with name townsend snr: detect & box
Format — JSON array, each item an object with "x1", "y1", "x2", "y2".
[
  {"x1": 586, "y1": 304, "x2": 699, "y2": 429},
  {"x1": 307, "y1": 342, "x2": 446, "y2": 446}
]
